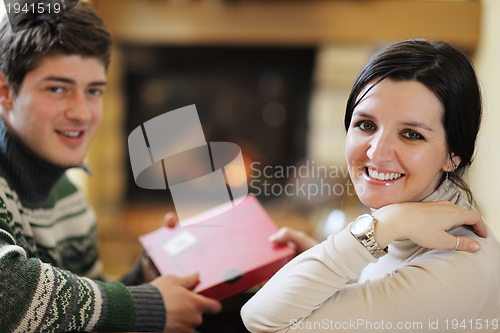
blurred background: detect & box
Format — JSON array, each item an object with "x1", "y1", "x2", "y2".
[
  {"x1": 66, "y1": 0, "x2": 500, "y2": 278},
  {"x1": 2, "y1": 0, "x2": 498, "y2": 279}
]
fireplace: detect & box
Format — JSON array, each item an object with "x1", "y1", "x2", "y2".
[{"x1": 122, "y1": 44, "x2": 316, "y2": 204}]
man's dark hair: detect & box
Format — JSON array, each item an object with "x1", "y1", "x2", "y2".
[
  {"x1": 344, "y1": 39, "x2": 482, "y2": 204},
  {"x1": 0, "y1": 1, "x2": 112, "y2": 96}
]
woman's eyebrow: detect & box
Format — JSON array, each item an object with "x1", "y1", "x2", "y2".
[
  {"x1": 401, "y1": 121, "x2": 433, "y2": 131},
  {"x1": 353, "y1": 111, "x2": 433, "y2": 131},
  {"x1": 353, "y1": 110, "x2": 434, "y2": 131},
  {"x1": 352, "y1": 111, "x2": 374, "y2": 119}
]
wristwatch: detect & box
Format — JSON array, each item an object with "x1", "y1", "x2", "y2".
[{"x1": 351, "y1": 214, "x2": 388, "y2": 258}]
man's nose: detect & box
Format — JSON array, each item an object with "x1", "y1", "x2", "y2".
[{"x1": 65, "y1": 91, "x2": 91, "y2": 123}]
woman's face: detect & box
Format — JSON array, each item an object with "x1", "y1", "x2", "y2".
[{"x1": 346, "y1": 79, "x2": 458, "y2": 209}]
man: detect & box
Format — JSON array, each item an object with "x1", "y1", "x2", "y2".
[{"x1": 0, "y1": 2, "x2": 221, "y2": 332}]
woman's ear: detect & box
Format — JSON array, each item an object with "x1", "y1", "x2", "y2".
[
  {"x1": 442, "y1": 153, "x2": 462, "y2": 172},
  {"x1": 0, "y1": 72, "x2": 14, "y2": 112}
]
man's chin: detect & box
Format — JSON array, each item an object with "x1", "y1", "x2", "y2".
[{"x1": 40, "y1": 154, "x2": 86, "y2": 169}]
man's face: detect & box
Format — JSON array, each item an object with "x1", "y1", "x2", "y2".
[{"x1": 0, "y1": 54, "x2": 106, "y2": 167}]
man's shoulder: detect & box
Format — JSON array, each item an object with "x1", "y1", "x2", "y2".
[
  {"x1": 0, "y1": 166, "x2": 16, "y2": 200},
  {"x1": 42, "y1": 173, "x2": 86, "y2": 209},
  {"x1": 53, "y1": 173, "x2": 80, "y2": 196}
]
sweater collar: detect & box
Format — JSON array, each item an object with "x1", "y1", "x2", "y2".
[
  {"x1": 384, "y1": 180, "x2": 470, "y2": 259},
  {"x1": 0, "y1": 117, "x2": 85, "y2": 208}
]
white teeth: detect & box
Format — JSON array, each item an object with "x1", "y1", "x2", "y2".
[
  {"x1": 367, "y1": 168, "x2": 403, "y2": 181},
  {"x1": 59, "y1": 131, "x2": 82, "y2": 138}
]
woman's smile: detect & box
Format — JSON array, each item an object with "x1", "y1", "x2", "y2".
[
  {"x1": 346, "y1": 79, "x2": 459, "y2": 209},
  {"x1": 363, "y1": 166, "x2": 404, "y2": 184}
]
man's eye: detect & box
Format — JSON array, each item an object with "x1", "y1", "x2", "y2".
[
  {"x1": 402, "y1": 130, "x2": 425, "y2": 141},
  {"x1": 355, "y1": 120, "x2": 375, "y2": 131},
  {"x1": 88, "y1": 88, "x2": 103, "y2": 96},
  {"x1": 49, "y1": 86, "x2": 64, "y2": 93}
]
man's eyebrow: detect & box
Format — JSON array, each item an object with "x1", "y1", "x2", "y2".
[
  {"x1": 43, "y1": 76, "x2": 75, "y2": 84},
  {"x1": 42, "y1": 76, "x2": 107, "y2": 86}
]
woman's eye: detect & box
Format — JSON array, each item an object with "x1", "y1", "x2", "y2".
[
  {"x1": 355, "y1": 120, "x2": 375, "y2": 131},
  {"x1": 402, "y1": 130, "x2": 425, "y2": 141}
]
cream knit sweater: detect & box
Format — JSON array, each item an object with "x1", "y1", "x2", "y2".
[{"x1": 241, "y1": 182, "x2": 500, "y2": 332}]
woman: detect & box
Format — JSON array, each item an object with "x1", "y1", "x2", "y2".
[{"x1": 241, "y1": 40, "x2": 500, "y2": 332}]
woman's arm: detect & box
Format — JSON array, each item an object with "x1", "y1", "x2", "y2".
[
  {"x1": 241, "y1": 202, "x2": 491, "y2": 333},
  {"x1": 373, "y1": 201, "x2": 485, "y2": 251}
]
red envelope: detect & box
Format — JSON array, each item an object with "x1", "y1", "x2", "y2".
[{"x1": 139, "y1": 194, "x2": 294, "y2": 300}]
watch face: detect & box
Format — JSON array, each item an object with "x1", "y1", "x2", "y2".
[{"x1": 352, "y1": 215, "x2": 373, "y2": 235}]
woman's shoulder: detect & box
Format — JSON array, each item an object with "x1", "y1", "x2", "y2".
[
  {"x1": 381, "y1": 224, "x2": 500, "y2": 316},
  {"x1": 416, "y1": 224, "x2": 500, "y2": 284},
  {"x1": 451, "y1": 223, "x2": 500, "y2": 257}
]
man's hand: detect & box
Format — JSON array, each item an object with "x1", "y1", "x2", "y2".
[{"x1": 151, "y1": 272, "x2": 222, "y2": 333}]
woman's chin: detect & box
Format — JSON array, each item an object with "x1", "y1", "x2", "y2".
[{"x1": 358, "y1": 195, "x2": 400, "y2": 210}]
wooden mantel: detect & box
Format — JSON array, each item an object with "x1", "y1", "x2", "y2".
[{"x1": 94, "y1": 0, "x2": 480, "y2": 52}]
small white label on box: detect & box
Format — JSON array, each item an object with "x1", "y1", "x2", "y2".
[{"x1": 162, "y1": 231, "x2": 198, "y2": 257}]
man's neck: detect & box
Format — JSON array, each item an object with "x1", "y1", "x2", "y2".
[{"x1": 0, "y1": 117, "x2": 69, "y2": 208}]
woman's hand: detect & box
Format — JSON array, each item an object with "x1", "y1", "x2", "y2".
[
  {"x1": 372, "y1": 201, "x2": 487, "y2": 252},
  {"x1": 269, "y1": 227, "x2": 319, "y2": 256},
  {"x1": 164, "y1": 212, "x2": 179, "y2": 228}
]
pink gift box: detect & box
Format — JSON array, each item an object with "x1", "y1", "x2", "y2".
[{"x1": 139, "y1": 194, "x2": 294, "y2": 300}]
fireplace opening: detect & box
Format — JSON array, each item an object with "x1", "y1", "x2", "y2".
[{"x1": 122, "y1": 45, "x2": 316, "y2": 204}]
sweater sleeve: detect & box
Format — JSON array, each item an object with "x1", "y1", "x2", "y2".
[
  {"x1": 241, "y1": 224, "x2": 495, "y2": 333},
  {"x1": 0, "y1": 216, "x2": 166, "y2": 332}
]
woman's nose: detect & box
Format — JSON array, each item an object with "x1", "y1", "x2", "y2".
[{"x1": 366, "y1": 132, "x2": 396, "y2": 163}]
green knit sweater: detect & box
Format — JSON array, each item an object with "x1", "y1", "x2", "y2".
[{"x1": 0, "y1": 120, "x2": 166, "y2": 332}]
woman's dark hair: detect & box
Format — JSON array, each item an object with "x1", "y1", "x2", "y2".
[
  {"x1": 0, "y1": 1, "x2": 112, "y2": 96},
  {"x1": 344, "y1": 39, "x2": 482, "y2": 204}
]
